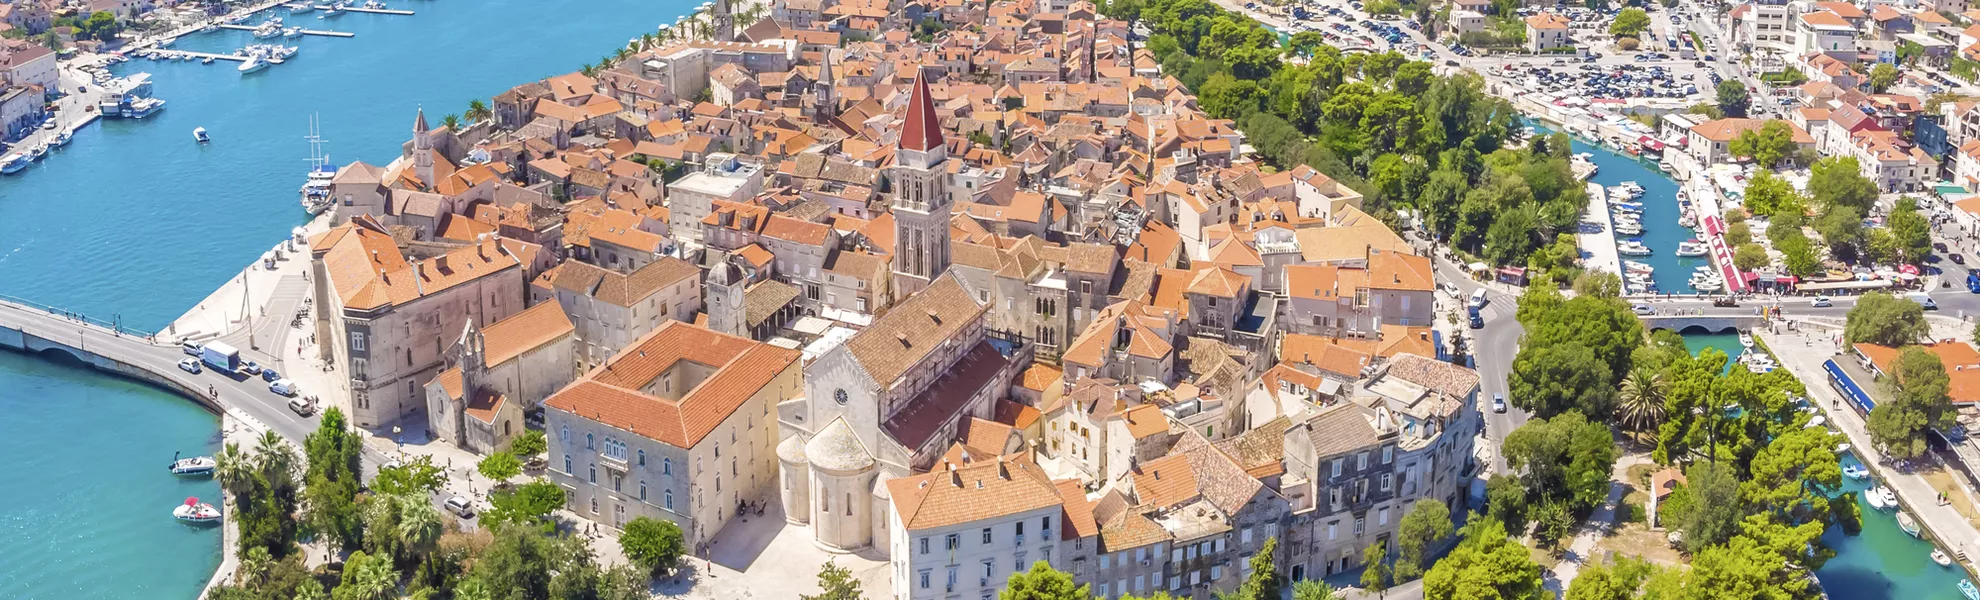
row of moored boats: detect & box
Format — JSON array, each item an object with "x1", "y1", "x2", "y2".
[
  {"x1": 167, "y1": 452, "x2": 223, "y2": 524},
  {"x1": 0, "y1": 129, "x2": 72, "y2": 176},
  {"x1": 1607, "y1": 180, "x2": 1726, "y2": 294}
]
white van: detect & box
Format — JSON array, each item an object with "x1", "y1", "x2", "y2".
[
  {"x1": 1908, "y1": 292, "x2": 1938, "y2": 310},
  {"x1": 1469, "y1": 288, "x2": 1489, "y2": 309},
  {"x1": 269, "y1": 379, "x2": 298, "y2": 397}
]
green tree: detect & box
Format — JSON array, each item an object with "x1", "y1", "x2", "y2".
[
  {"x1": 1572, "y1": 271, "x2": 1622, "y2": 299},
  {"x1": 1678, "y1": 461, "x2": 1742, "y2": 552},
  {"x1": 1422, "y1": 517, "x2": 1544, "y2": 600},
  {"x1": 1486, "y1": 474, "x2": 1530, "y2": 534},
  {"x1": 215, "y1": 442, "x2": 255, "y2": 498},
  {"x1": 1531, "y1": 501, "x2": 1576, "y2": 550},
  {"x1": 1871, "y1": 62, "x2": 1901, "y2": 92},
  {"x1": 478, "y1": 451, "x2": 523, "y2": 484},
  {"x1": 1608, "y1": 8, "x2": 1650, "y2": 37},
  {"x1": 1844, "y1": 292, "x2": 1928, "y2": 346},
  {"x1": 470, "y1": 528, "x2": 554, "y2": 600},
  {"x1": 82, "y1": 11, "x2": 120, "y2": 41},
  {"x1": 303, "y1": 408, "x2": 364, "y2": 552},
  {"x1": 465, "y1": 99, "x2": 491, "y2": 123},
  {"x1": 483, "y1": 479, "x2": 566, "y2": 530},
  {"x1": 1510, "y1": 342, "x2": 1617, "y2": 418},
  {"x1": 1869, "y1": 346, "x2": 1956, "y2": 458},
  {"x1": 802, "y1": 559, "x2": 866, "y2": 600},
  {"x1": 1238, "y1": 537, "x2": 1284, "y2": 600},
  {"x1": 1395, "y1": 499, "x2": 1454, "y2": 581},
  {"x1": 1891, "y1": 197, "x2": 1933, "y2": 263},
  {"x1": 1359, "y1": 540, "x2": 1390, "y2": 594},
  {"x1": 1733, "y1": 243, "x2": 1770, "y2": 271},
  {"x1": 1566, "y1": 556, "x2": 1658, "y2": 600},
  {"x1": 1615, "y1": 367, "x2": 1668, "y2": 442},
  {"x1": 999, "y1": 561, "x2": 1090, "y2": 600},
  {"x1": 1728, "y1": 121, "x2": 1798, "y2": 169},
  {"x1": 1291, "y1": 580, "x2": 1339, "y2": 600},
  {"x1": 1504, "y1": 411, "x2": 1619, "y2": 512},
  {"x1": 1810, "y1": 156, "x2": 1880, "y2": 215},
  {"x1": 1726, "y1": 221, "x2": 1753, "y2": 246},
  {"x1": 441, "y1": 114, "x2": 462, "y2": 130},
  {"x1": 620, "y1": 516, "x2": 686, "y2": 576},
  {"x1": 1741, "y1": 170, "x2": 1804, "y2": 216},
  {"x1": 1716, "y1": 80, "x2": 1750, "y2": 117},
  {"x1": 509, "y1": 429, "x2": 547, "y2": 457},
  {"x1": 371, "y1": 455, "x2": 446, "y2": 497}
]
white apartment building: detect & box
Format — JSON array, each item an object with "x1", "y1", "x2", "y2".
[
  {"x1": 887, "y1": 457, "x2": 1070, "y2": 600},
  {"x1": 667, "y1": 152, "x2": 766, "y2": 242}
]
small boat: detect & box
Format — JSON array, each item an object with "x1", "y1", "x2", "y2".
[
  {"x1": 193, "y1": 127, "x2": 210, "y2": 144},
  {"x1": 1960, "y1": 579, "x2": 1979, "y2": 600},
  {"x1": 1624, "y1": 260, "x2": 1654, "y2": 273},
  {"x1": 284, "y1": 27, "x2": 303, "y2": 38},
  {"x1": 203, "y1": 57, "x2": 214, "y2": 64},
  {"x1": 1843, "y1": 464, "x2": 1870, "y2": 480},
  {"x1": 362, "y1": 0, "x2": 385, "y2": 7},
  {"x1": 1615, "y1": 222, "x2": 1643, "y2": 236},
  {"x1": 1867, "y1": 485, "x2": 1891, "y2": 510},
  {"x1": 1739, "y1": 332, "x2": 1754, "y2": 348},
  {"x1": 25, "y1": 143, "x2": 46, "y2": 161},
  {"x1": 0, "y1": 153, "x2": 29, "y2": 174},
  {"x1": 1618, "y1": 241, "x2": 1653, "y2": 256},
  {"x1": 1838, "y1": 443, "x2": 1852, "y2": 454},
  {"x1": 51, "y1": 130, "x2": 70, "y2": 147},
  {"x1": 1805, "y1": 415, "x2": 1826, "y2": 429},
  {"x1": 199, "y1": 22, "x2": 219, "y2": 33},
  {"x1": 1935, "y1": 548, "x2": 1955, "y2": 567},
  {"x1": 168, "y1": 452, "x2": 216, "y2": 476},
  {"x1": 1875, "y1": 486, "x2": 1898, "y2": 511},
  {"x1": 173, "y1": 497, "x2": 222, "y2": 524},
  {"x1": 1676, "y1": 241, "x2": 1709, "y2": 257},
  {"x1": 287, "y1": 1, "x2": 314, "y2": 12},
  {"x1": 1899, "y1": 511, "x2": 1923, "y2": 538}
]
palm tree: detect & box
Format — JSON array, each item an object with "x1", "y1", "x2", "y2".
[
  {"x1": 395, "y1": 495, "x2": 443, "y2": 561},
  {"x1": 214, "y1": 442, "x2": 252, "y2": 498},
  {"x1": 579, "y1": 63, "x2": 598, "y2": 77},
  {"x1": 335, "y1": 551, "x2": 398, "y2": 600},
  {"x1": 615, "y1": 46, "x2": 633, "y2": 61},
  {"x1": 454, "y1": 578, "x2": 492, "y2": 600},
  {"x1": 641, "y1": 32, "x2": 657, "y2": 49},
  {"x1": 237, "y1": 546, "x2": 273, "y2": 589},
  {"x1": 441, "y1": 114, "x2": 461, "y2": 130},
  {"x1": 253, "y1": 430, "x2": 296, "y2": 486},
  {"x1": 1616, "y1": 367, "x2": 1669, "y2": 442},
  {"x1": 465, "y1": 99, "x2": 490, "y2": 123}
]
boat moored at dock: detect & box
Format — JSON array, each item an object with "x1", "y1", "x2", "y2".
[{"x1": 168, "y1": 452, "x2": 215, "y2": 476}]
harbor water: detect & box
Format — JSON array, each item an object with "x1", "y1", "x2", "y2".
[
  {"x1": 1681, "y1": 332, "x2": 1973, "y2": 599},
  {"x1": 0, "y1": 0, "x2": 700, "y2": 596},
  {"x1": 1544, "y1": 125, "x2": 1711, "y2": 293}
]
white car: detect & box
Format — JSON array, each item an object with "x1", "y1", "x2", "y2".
[
  {"x1": 178, "y1": 358, "x2": 202, "y2": 374},
  {"x1": 1632, "y1": 303, "x2": 1654, "y2": 316},
  {"x1": 1812, "y1": 296, "x2": 1833, "y2": 308}
]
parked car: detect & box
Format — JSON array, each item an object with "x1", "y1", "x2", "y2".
[
  {"x1": 182, "y1": 341, "x2": 202, "y2": 356},
  {"x1": 269, "y1": 379, "x2": 297, "y2": 396},
  {"x1": 288, "y1": 397, "x2": 314, "y2": 417},
  {"x1": 445, "y1": 496, "x2": 476, "y2": 518},
  {"x1": 178, "y1": 358, "x2": 202, "y2": 374},
  {"x1": 261, "y1": 368, "x2": 282, "y2": 382},
  {"x1": 240, "y1": 360, "x2": 262, "y2": 376}
]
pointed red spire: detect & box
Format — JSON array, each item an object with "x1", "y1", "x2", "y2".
[{"x1": 900, "y1": 71, "x2": 943, "y2": 152}]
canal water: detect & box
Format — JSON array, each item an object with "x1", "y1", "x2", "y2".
[
  {"x1": 0, "y1": 0, "x2": 701, "y2": 596},
  {"x1": 1537, "y1": 123, "x2": 1710, "y2": 293},
  {"x1": 1680, "y1": 332, "x2": 1973, "y2": 599}
]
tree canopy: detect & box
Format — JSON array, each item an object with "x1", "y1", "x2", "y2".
[
  {"x1": 1504, "y1": 411, "x2": 1619, "y2": 513},
  {"x1": 1728, "y1": 121, "x2": 1798, "y2": 169},
  {"x1": 1843, "y1": 292, "x2": 1927, "y2": 346},
  {"x1": 1717, "y1": 80, "x2": 1750, "y2": 117},
  {"x1": 1609, "y1": 8, "x2": 1650, "y2": 37},
  {"x1": 1422, "y1": 517, "x2": 1544, "y2": 600},
  {"x1": 620, "y1": 516, "x2": 686, "y2": 576},
  {"x1": 1869, "y1": 346, "x2": 1955, "y2": 459}
]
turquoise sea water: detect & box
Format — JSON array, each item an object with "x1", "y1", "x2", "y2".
[
  {"x1": 1679, "y1": 332, "x2": 1972, "y2": 599},
  {"x1": 0, "y1": 0, "x2": 696, "y2": 596},
  {"x1": 1533, "y1": 123, "x2": 1708, "y2": 294}
]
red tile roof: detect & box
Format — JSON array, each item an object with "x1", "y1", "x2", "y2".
[{"x1": 901, "y1": 71, "x2": 945, "y2": 152}]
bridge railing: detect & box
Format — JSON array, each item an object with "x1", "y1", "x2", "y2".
[{"x1": 0, "y1": 293, "x2": 158, "y2": 340}]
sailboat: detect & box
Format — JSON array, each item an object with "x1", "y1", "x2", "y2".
[{"x1": 300, "y1": 114, "x2": 337, "y2": 214}]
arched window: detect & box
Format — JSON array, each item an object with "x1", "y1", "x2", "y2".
[
  {"x1": 664, "y1": 490, "x2": 674, "y2": 510},
  {"x1": 845, "y1": 493, "x2": 853, "y2": 516},
  {"x1": 564, "y1": 455, "x2": 572, "y2": 474},
  {"x1": 561, "y1": 425, "x2": 568, "y2": 441},
  {"x1": 586, "y1": 433, "x2": 595, "y2": 450},
  {"x1": 638, "y1": 449, "x2": 646, "y2": 466},
  {"x1": 640, "y1": 481, "x2": 647, "y2": 501},
  {"x1": 663, "y1": 457, "x2": 672, "y2": 476}
]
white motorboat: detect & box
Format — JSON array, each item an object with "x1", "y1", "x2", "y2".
[
  {"x1": 193, "y1": 127, "x2": 210, "y2": 144},
  {"x1": 238, "y1": 54, "x2": 268, "y2": 74},
  {"x1": 1739, "y1": 332, "x2": 1754, "y2": 348},
  {"x1": 173, "y1": 498, "x2": 222, "y2": 524},
  {"x1": 362, "y1": 0, "x2": 384, "y2": 7},
  {"x1": 1691, "y1": 277, "x2": 1724, "y2": 293},
  {"x1": 51, "y1": 130, "x2": 70, "y2": 147},
  {"x1": 1934, "y1": 548, "x2": 1955, "y2": 567},
  {"x1": 252, "y1": 22, "x2": 281, "y2": 38},
  {"x1": 168, "y1": 452, "x2": 216, "y2": 476},
  {"x1": 1866, "y1": 485, "x2": 1891, "y2": 510},
  {"x1": 287, "y1": 1, "x2": 314, "y2": 12},
  {"x1": 1615, "y1": 222, "x2": 1643, "y2": 236},
  {"x1": 1874, "y1": 486, "x2": 1898, "y2": 510},
  {"x1": 1624, "y1": 260, "x2": 1654, "y2": 273},
  {"x1": 25, "y1": 142, "x2": 46, "y2": 161},
  {"x1": 1842, "y1": 464, "x2": 1870, "y2": 480},
  {"x1": 199, "y1": 22, "x2": 219, "y2": 32},
  {"x1": 284, "y1": 27, "x2": 303, "y2": 38},
  {"x1": 1676, "y1": 241, "x2": 1709, "y2": 257},
  {"x1": 1618, "y1": 241, "x2": 1652, "y2": 256}
]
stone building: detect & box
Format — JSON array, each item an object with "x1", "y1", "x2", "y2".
[{"x1": 424, "y1": 301, "x2": 577, "y2": 453}]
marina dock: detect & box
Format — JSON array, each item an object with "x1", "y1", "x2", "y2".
[
  {"x1": 1579, "y1": 182, "x2": 1623, "y2": 280},
  {"x1": 153, "y1": 50, "x2": 248, "y2": 62},
  {"x1": 216, "y1": 23, "x2": 355, "y2": 37},
  {"x1": 322, "y1": 5, "x2": 414, "y2": 15}
]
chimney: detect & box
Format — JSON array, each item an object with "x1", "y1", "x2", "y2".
[{"x1": 949, "y1": 463, "x2": 963, "y2": 487}]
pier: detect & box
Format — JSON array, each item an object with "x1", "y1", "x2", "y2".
[
  {"x1": 152, "y1": 50, "x2": 248, "y2": 62},
  {"x1": 216, "y1": 23, "x2": 356, "y2": 37},
  {"x1": 323, "y1": 5, "x2": 415, "y2": 15}
]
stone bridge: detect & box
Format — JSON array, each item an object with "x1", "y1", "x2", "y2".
[{"x1": 1637, "y1": 312, "x2": 1768, "y2": 334}]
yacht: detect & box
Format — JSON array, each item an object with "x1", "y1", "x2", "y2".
[
  {"x1": 320, "y1": 2, "x2": 342, "y2": 16},
  {"x1": 1678, "y1": 213, "x2": 1697, "y2": 228},
  {"x1": 238, "y1": 53, "x2": 269, "y2": 74},
  {"x1": 1739, "y1": 332, "x2": 1754, "y2": 348},
  {"x1": 284, "y1": 27, "x2": 304, "y2": 38},
  {"x1": 1615, "y1": 222, "x2": 1642, "y2": 236},
  {"x1": 193, "y1": 127, "x2": 210, "y2": 144},
  {"x1": 362, "y1": 0, "x2": 385, "y2": 7},
  {"x1": 1963, "y1": 579, "x2": 1980, "y2": 600},
  {"x1": 1618, "y1": 181, "x2": 1645, "y2": 195},
  {"x1": 252, "y1": 22, "x2": 281, "y2": 38},
  {"x1": 1618, "y1": 241, "x2": 1652, "y2": 256},
  {"x1": 173, "y1": 498, "x2": 222, "y2": 524},
  {"x1": 1623, "y1": 260, "x2": 1654, "y2": 273},
  {"x1": 0, "y1": 153, "x2": 29, "y2": 175},
  {"x1": 168, "y1": 452, "x2": 216, "y2": 476},
  {"x1": 1612, "y1": 201, "x2": 1644, "y2": 212},
  {"x1": 1873, "y1": 486, "x2": 1898, "y2": 511},
  {"x1": 198, "y1": 22, "x2": 219, "y2": 32},
  {"x1": 287, "y1": 1, "x2": 314, "y2": 12},
  {"x1": 1675, "y1": 241, "x2": 1709, "y2": 257},
  {"x1": 1690, "y1": 277, "x2": 1723, "y2": 293}
]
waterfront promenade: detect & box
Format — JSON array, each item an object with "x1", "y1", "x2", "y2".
[
  {"x1": 1580, "y1": 181, "x2": 1622, "y2": 280},
  {"x1": 1766, "y1": 327, "x2": 1980, "y2": 577}
]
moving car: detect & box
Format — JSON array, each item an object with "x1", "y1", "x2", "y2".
[
  {"x1": 182, "y1": 341, "x2": 201, "y2": 356},
  {"x1": 262, "y1": 368, "x2": 282, "y2": 382},
  {"x1": 269, "y1": 378, "x2": 298, "y2": 396},
  {"x1": 1469, "y1": 313, "x2": 1485, "y2": 329},
  {"x1": 288, "y1": 397, "x2": 314, "y2": 417},
  {"x1": 1492, "y1": 394, "x2": 1507, "y2": 413},
  {"x1": 445, "y1": 496, "x2": 475, "y2": 518},
  {"x1": 1812, "y1": 296, "x2": 1833, "y2": 307},
  {"x1": 1953, "y1": 253, "x2": 1966, "y2": 265},
  {"x1": 1632, "y1": 303, "x2": 1655, "y2": 315},
  {"x1": 178, "y1": 358, "x2": 202, "y2": 374}
]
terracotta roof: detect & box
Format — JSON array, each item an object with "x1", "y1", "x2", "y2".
[
  {"x1": 541, "y1": 257, "x2": 701, "y2": 307},
  {"x1": 1215, "y1": 416, "x2": 1289, "y2": 478},
  {"x1": 1525, "y1": 12, "x2": 1570, "y2": 29},
  {"x1": 762, "y1": 215, "x2": 834, "y2": 246},
  {"x1": 1122, "y1": 404, "x2": 1168, "y2": 440},
  {"x1": 1384, "y1": 353, "x2": 1480, "y2": 399},
  {"x1": 901, "y1": 71, "x2": 945, "y2": 152},
  {"x1": 886, "y1": 457, "x2": 1063, "y2": 530},
  {"x1": 545, "y1": 322, "x2": 800, "y2": 448},
  {"x1": 1855, "y1": 342, "x2": 1980, "y2": 403},
  {"x1": 1019, "y1": 363, "x2": 1063, "y2": 391},
  {"x1": 1131, "y1": 453, "x2": 1199, "y2": 508},
  {"x1": 1186, "y1": 266, "x2": 1247, "y2": 298},
  {"x1": 845, "y1": 273, "x2": 986, "y2": 385},
  {"x1": 481, "y1": 301, "x2": 575, "y2": 367},
  {"x1": 1303, "y1": 405, "x2": 1381, "y2": 459}
]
